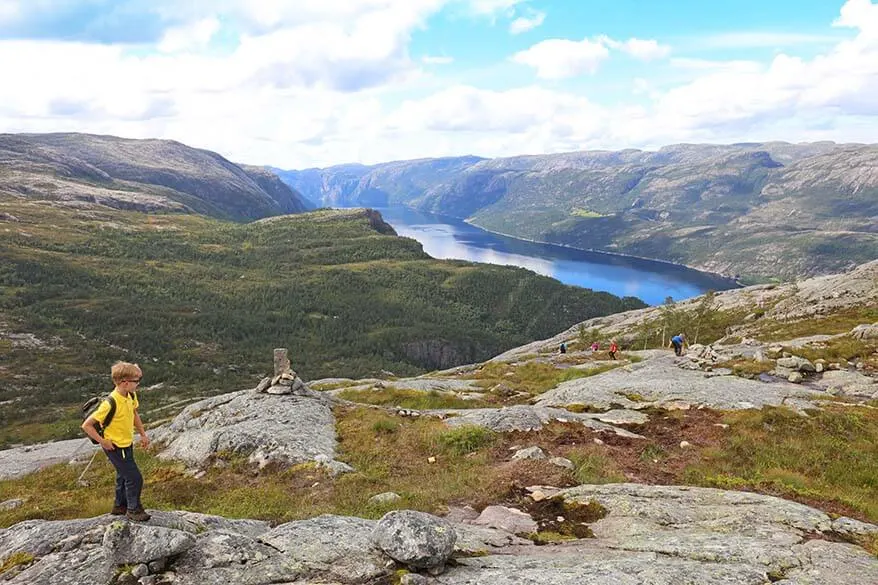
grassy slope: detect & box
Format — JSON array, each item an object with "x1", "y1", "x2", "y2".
[
  {"x1": 0, "y1": 294, "x2": 876, "y2": 557},
  {"x1": 0, "y1": 196, "x2": 643, "y2": 446}
]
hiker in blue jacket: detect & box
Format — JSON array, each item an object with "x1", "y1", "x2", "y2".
[{"x1": 670, "y1": 333, "x2": 686, "y2": 356}]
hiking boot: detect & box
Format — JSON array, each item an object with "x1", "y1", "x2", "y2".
[
  {"x1": 110, "y1": 505, "x2": 127, "y2": 516},
  {"x1": 126, "y1": 507, "x2": 151, "y2": 522}
]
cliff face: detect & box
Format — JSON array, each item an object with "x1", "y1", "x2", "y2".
[
  {"x1": 0, "y1": 133, "x2": 311, "y2": 220},
  {"x1": 278, "y1": 142, "x2": 878, "y2": 280}
]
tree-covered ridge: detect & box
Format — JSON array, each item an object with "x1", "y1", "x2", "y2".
[{"x1": 0, "y1": 198, "x2": 644, "y2": 446}]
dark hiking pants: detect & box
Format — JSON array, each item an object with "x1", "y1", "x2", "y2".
[
  {"x1": 104, "y1": 445, "x2": 143, "y2": 511},
  {"x1": 673, "y1": 341, "x2": 682, "y2": 356}
]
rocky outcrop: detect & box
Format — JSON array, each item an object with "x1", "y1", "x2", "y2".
[
  {"x1": 150, "y1": 370, "x2": 351, "y2": 473},
  {"x1": 0, "y1": 438, "x2": 96, "y2": 481},
  {"x1": 495, "y1": 259, "x2": 878, "y2": 363},
  {"x1": 535, "y1": 354, "x2": 826, "y2": 411},
  {"x1": 2, "y1": 486, "x2": 875, "y2": 584},
  {"x1": 436, "y1": 405, "x2": 646, "y2": 437}
]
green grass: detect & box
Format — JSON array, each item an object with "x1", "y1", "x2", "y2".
[
  {"x1": 0, "y1": 552, "x2": 35, "y2": 575},
  {"x1": 438, "y1": 425, "x2": 497, "y2": 455},
  {"x1": 683, "y1": 406, "x2": 878, "y2": 522},
  {"x1": 469, "y1": 361, "x2": 624, "y2": 397},
  {"x1": 337, "y1": 388, "x2": 490, "y2": 410},
  {"x1": 753, "y1": 307, "x2": 878, "y2": 341},
  {"x1": 0, "y1": 407, "x2": 512, "y2": 526},
  {"x1": 568, "y1": 446, "x2": 627, "y2": 484}
]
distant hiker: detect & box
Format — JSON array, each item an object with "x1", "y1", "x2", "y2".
[
  {"x1": 670, "y1": 333, "x2": 686, "y2": 356},
  {"x1": 590, "y1": 341, "x2": 599, "y2": 352},
  {"x1": 609, "y1": 339, "x2": 619, "y2": 360},
  {"x1": 559, "y1": 342, "x2": 567, "y2": 354},
  {"x1": 81, "y1": 361, "x2": 151, "y2": 522}
]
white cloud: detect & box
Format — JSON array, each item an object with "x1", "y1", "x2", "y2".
[
  {"x1": 617, "y1": 38, "x2": 671, "y2": 61},
  {"x1": 670, "y1": 58, "x2": 763, "y2": 73},
  {"x1": 0, "y1": 0, "x2": 20, "y2": 23},
  {"x1": 512, "y1": 38, "x2": 610, "y2": 79},
  {"x1": 513, "y1": 34, "x2": 669, "y2": 78},
  {"x1": 158, "y1": 17, "x2": 220, "y2": 53},
  {"x1": 465, "y1": 0, "x2": 526, "y2": 16},
  {"x1": 1, "y1": 0, "x2": 878, "y2": 169},
  {"x1": 696, "y1": 31, "x2": 843, "y2": 49},
  {"x1": 422, "y1": 55, "x2": 454, "y2": 64},
  {"x1": 509, "y1": 11, "x2": 545, "y2": 34}
]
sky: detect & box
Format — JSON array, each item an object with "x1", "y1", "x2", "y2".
[{"x1": 0, "y1": 0, "x2": 876, "y2": 168}]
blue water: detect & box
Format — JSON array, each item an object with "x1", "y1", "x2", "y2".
[{"x1": 372, "y1": 206, "x2": 739, "y2": 306}]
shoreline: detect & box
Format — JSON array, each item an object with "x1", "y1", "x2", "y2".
[{"x1": 460, "y1": 216, "x2": 743, "y2": 287}]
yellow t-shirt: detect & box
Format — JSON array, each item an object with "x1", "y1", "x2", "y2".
[{"x1": 90, "y1": 389, "x2": 139, "y2": 448}]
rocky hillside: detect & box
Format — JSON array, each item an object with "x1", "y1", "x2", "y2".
[
  {"x1": 0, "y1": 133, "x2": 311, "y2": 220},
  {"x1": 0, "y1": 261, "x2": 877, "y2": 584},
  {"x1": 279, "y1": 142, "x2": 878, "y2": 281}
]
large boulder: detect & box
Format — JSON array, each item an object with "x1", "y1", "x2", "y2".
[
  {"x1": 850, "y1": 323, "x2": 878, "y2": 340},
  {"x1": 371, "y1": 510, "x2": 457, "y2": 571},
  {"x1": 151, "y1": 386, "x2": 349, "y2": 472}
]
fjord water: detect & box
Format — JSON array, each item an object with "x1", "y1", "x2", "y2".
[{"x1": 374, "y1": 206, "x2": 739, "y2": 306}]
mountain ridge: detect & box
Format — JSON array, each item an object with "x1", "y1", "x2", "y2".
[
  {"x1": 277, "y1": 141, "x2": 878, "y2": 281},
  {"x1": 0, "y1": 132, "x2": 312, "y2": 220}
]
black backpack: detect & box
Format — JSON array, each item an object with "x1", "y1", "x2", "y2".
[{"x1": 81, "y1": 392, "x2": 136, "y2": 444}]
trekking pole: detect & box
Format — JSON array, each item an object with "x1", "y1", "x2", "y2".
[{"x1": 77, "y1": 451, "x2": 99, "y2": 487}]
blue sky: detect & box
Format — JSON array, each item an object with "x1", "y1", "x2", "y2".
[{"x1": 0, "y1": 0, "x2": 876, "y2": 167}]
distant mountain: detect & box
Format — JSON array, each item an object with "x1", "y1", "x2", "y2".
[
  {"x1": 277, "y1": 142, "x2": 878, "y2": 281},
  {"x1": 0, "y1": 133, "x2": 311, "y2": 220}
]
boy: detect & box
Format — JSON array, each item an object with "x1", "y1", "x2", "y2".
[{"x1": 81, "y1": 361, "x2": 151, "y2": 521}]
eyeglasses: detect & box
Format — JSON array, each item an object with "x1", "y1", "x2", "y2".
[{"x1": 125, "y1": 378, "x2": 142, "y2": 384}]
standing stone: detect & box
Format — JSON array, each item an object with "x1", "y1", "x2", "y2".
[
  {"x1": 274, "y1": 348, "x2": 291, "y2": 376},
  {"x1": 371, "y1": 510, "x2": 456, "y2": 570}
]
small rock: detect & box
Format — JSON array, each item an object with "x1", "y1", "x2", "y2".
[
  {"x1": 427, "y1": 456, "x2": 437, "y2": 464},
  {"x1": 372, "y1": 510, "x2": 456, "y2": 570},
  {"x1": 530, "y1": 490, "x2": 548, "y2": 502},
  {"x1": 680, "y1": 441, "x2": 692, "y2": 448},
  {"x1": 788, "y1": 372, "x2": 804, "y2": 383},
  {"x1": 139, "y1": 576, "x2": 157, "y2": 585},
  {"x1": 147, "y1": 559, "x2": 166, "y2": 573},
  {"x1": 512, "y1": 446, "x2": 546, "y2": 461},
  {"x1": 266, "y1": 384, "x2": 293, "y2": 395},
  {"x1": 816, "y1": 362, "x2": 824, "y2": 373},
  {"x1": 400, "y1": 574, "x2": 429, "y2": 585},
  {"x1": 754, "y1": 350, "x2": 766, "y2": 363},
  {"x1": 473, "y1": 506, "x2": 538, "y2": 535},
  {"x1": 369, "y1": 492, "x2": 403, "y2": 506},
  {"x1": 254, "y1": 377, "x2": 272, "y2": 393},
  {"x1": 132, "y1": 564, "x2": 149, "y2": 578},
  {"x1": 593, "y1": 438, "x2": 604, "y2": 445},
  {"x1": 777, "y1": 356, "x2": 815, "y2": 373},
  {"x1": 0, "y1": 498, "x2": 24, "y2": 510},
  {"x1": 549, "y1": 456, "x2": 575, "y2": 470},
  {"x1": 714, "y1": 424, "x2": 730, "y2": 429}
]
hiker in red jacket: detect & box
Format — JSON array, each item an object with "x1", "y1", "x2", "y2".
[{"x1": 609, "y1": 339, "x2": 619, "y2": 360}]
